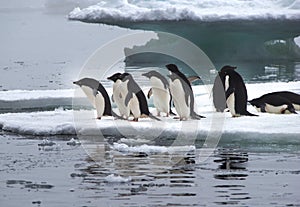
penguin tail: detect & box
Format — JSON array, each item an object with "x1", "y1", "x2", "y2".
[
  {"x1": 111, "y1": 111, "x2": 126, "y2": 120},
  {"x1": 169, "y1": 109, "x2": 177, "y2": 116},
  {"x1": 148, "y1": 113, "x2": 161, "y2": 121},
  {"x1": 191, "y1": 112, "x2": 206, "y2": 120},
  {"x1": 243, "y1": 111, "x2": 258, "y2": 117}
]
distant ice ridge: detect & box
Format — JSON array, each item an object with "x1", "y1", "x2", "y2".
[{"x1": 69, "y1": 0, "x2": 300, "y2": 22}]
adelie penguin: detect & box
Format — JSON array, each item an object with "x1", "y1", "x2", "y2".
[
  {"x1": 166, "y1": 64, "x2": 205, "y2": 121},
  {"x1": 107, "y1": 73, "x2": 130, "y2": 119},
  {"x1": 73, "y1": 78, "x2": 122, "y2": 119},
  {"x1": 120, "y1": 73, "x2": 161, "y2": 122},
  {"x1": 212, "y1": 65, "x2": 237, "y2": 112},
  {"x1": 142, "y1": 70, "x2": 176, "y2": 117},
  {"x1": 220, "y1": 66, "x2": 257, "y2": 117},
  {"x1": 249, "y1": 91, "x2": 299, "y2": 114}
]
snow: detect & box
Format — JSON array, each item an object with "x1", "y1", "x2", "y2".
[
  {"x1": 68, "y1": 0, "x2": 300, "y2": 22},
  {"x1": 0, "y1": 82, "x2": 299, "y2": 143}
]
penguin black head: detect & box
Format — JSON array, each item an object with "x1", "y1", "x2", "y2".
[
  {"x1": 248, "y1": 99, "x2": 259, "y2": 107},
  {"x1": 73, "y1": 78, "x2": 99, "y2": 89},
  {"x1": 120, "y1": 72, "x2": 132, "y2": 81},
  {"x1": 220, "y1": 65, "x2": 237, "y2": 73},
  {"x1": 166, "y1": 64, "x2": 180, "y2": 73},
  {"x1": 142, "y1": 71, "x2": 160, "y2": 79},
  {"x1": 107, "y1": 73, "x2": 122, "y2": 82}
]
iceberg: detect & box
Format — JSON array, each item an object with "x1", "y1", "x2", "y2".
[{"x1": 68, "y1": 0, "x2": 300, "y2": 62}]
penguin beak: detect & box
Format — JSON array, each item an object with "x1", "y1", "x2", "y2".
[
  {"x1": 141, "y1": 72, "x2": 149, "y2": 78},
  {"x1": 73, "y1": 81, "x2": 78, "y2": 85}
]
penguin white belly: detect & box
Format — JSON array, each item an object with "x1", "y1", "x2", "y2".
[
  {"x1": 265, "y1": 104, "x2": 288, "y2": 114},
  {"x1": 224, "y1": 75, "x2": 237, "y2": 117},
  {"x1": 81, "y1": 85, "x2": 96, "y2": 108},
  {"x1": 113, "y1": 81, "x2": 130, "y2": 118},
  {"x1": 129, "y1": 94, "x2": 141, "y2": 119},
  {"x1": 293, "y1": 104, "x2": 300, "y2": 111},
  {"x1": 95, "y1": 93, "x2": 105, "y2": 118},
  {"x1": 150, "y1": 77, "x2": 170, "y2": 113},
  {"x1": 227, "y1": 93, "x2": 237, "y2": 116},
  {"x1": 170, "y1": 79, "x2": 190, "y2": 120}
]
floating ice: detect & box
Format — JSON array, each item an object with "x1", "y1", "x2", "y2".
[{"x1": 104, "y1": 174, "x2": 131, "y2": 183}]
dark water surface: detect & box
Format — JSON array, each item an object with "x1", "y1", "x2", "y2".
[{"x1": 1, "y1": 134, "x2": 299, "y2": 207}]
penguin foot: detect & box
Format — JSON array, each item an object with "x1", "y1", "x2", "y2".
[
  {"x1": 132, "y1": 118, "x2": 139, "y2": 122},
  {"x1": 96, "y1": 117, "x2": 101, "y2": 120}
]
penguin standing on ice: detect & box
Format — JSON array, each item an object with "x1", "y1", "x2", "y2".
[
  {"x1": 249, "y1": 92, "x2": 298, "y2": 114},
  {"x1": 212, "y1": 66, "x2": 237, "y2": 112},
  {"x1": 73, "y1": 78, "x2": 122, "y2": 119},
  {"x1": 120, "y1": 73, "x2": 160, "y2": 122},
  {"x1": 220, "y1": 66, "x2": 257, "y2": 117},
  {"x1": 107, "y1": 73, "x2": 130, "y2": 119},
  {"x1": 142, "y1": 70, "x2": 175, "y2": 117},
  {"x1": 166, "y1": 64, "x2": 205, "y2": 120}
]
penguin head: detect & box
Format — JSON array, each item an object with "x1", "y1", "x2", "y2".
[
  {"x1": 166, "y1": 64, "x2": 180, "y2": 73},
  {"x1": 107, "y1": 73, "x2": 122, "y2": 82},
  {"x1": 220, "y1": 65, "x2": 237, "y2": 73},
  {"x1": 73, "y1": 78, "x2": 99, "y2": 89},
  {"x1": 73, "y1": 78, "x2": 88, "y2": 87},
  {"x1": 120, "y1": 72, "x2": 132, "y2": 81},
  {"x1": 142, "y1": 71, "x2": 159, "y2": 79},
  {"x1": 248, "y1": 99, "x2": 258, "y2": 107}
]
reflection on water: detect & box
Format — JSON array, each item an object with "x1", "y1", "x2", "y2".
[
  {"x1": 73, "y1": 139, "x2": 256, "y2": 206},
  {"x1": 1, "y1": 135, "x2": 300, "y2": 207}
]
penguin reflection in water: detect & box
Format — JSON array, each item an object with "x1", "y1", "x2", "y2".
[
  {"x1": 166, "y1": 64, "x2": 205, "y2": 121},
  {"x1": 73, "y1": 78, "x2": 122, "y2": 119},
  {"x1": 120, "y1": 73, "x2": 160, "y2": 122}
]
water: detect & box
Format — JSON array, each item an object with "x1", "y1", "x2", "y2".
[{"x1": 1, "y1": 135, "x2": 300, "y2": 207}]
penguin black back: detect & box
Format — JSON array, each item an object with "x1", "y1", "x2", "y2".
[
  {"x1": 73, "y1": 78, "x2": 112, "y2": 116},
  {"x1": 122, "y1": 73, "x2": 150, "y2": 116}
]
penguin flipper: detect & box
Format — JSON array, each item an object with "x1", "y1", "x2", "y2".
[
  {"x1": 111, "y1": 94, "x2": 114, "y2": 103},
  {"x1": 260, "y1": 104, "x2": 266, "y2": 112},
  {"x1": 188, "y1": 76, "x2": 201, "y2": 83},
  {"x1": 125, "y1": 92, "x2": 133, "y2": 107},
  {"x1": 147, "y1": 88, "x2": 153, "y2": 99},
  {"x1": 225, "y1": 88, "x2": 235, "y2": 100},
  {"x1": 93, "y1": 89, "x2": 98, "y2": 97}
]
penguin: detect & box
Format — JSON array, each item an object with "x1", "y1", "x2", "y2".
[
  {"x1": 212, "y1": 66, "x2": 237, "y2": 112},
  {"x1": 220, "y1": 67, "x2": 257, "y2": 117},
  {"x1": 165, "y1": 64, "x2": 205, "y2": 120},
  {"x1": 73, "y1": 77, "x2": 122, "y2": 119},
  {"x1": 120, "y1": 73, "x2": 160, "y2": 122},
  {"x1": 107, "y1": 73, "x2": 130, "y2": 119},
  {"x1": 142, "y1": 70, "x2": 175, "y2": 117},
  {"x1": 267, "y1": 91, "x2": 300, "y2": 111},
  {"x1": 249, "y1": 92, "x2": 298, "y2": 114}
]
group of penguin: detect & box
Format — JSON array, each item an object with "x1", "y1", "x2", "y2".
[{"x1": 73, "y1": 64, "x2": 300, "y2": 121}]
